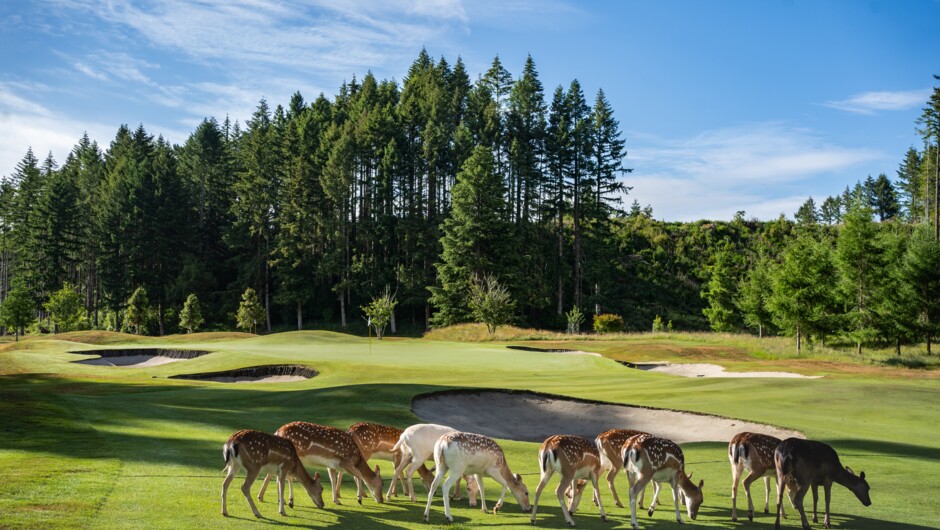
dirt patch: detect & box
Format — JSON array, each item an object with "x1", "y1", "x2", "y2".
[
  {"x1": 506, "y1": 345, "x2": 601, "y2": 357},
  {"x1": 71, "y1": 349, "x2": 210, "y2": 367},
  {"x1": 621, "y1": 361, "x2": 821, "y2": 379},
  {"x1": 169, "y1": 364, "x2": 318, "y2": 383},
  {"x1": 412, "y1": 389, "x2": 802, "y2": 444}
]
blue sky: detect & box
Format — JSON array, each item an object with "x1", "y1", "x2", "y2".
[{"x1": 1, "y1": 0, "x2": 937, "y2": 221}]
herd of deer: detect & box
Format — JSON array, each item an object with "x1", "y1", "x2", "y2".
[{"x1": 221, "y1": 421, "x2": 871, "y2": 529}]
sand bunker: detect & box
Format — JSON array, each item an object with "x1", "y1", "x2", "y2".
[
  {"x1": 412, "y1": 389, "x2": 802, "y2": 444},
  {"x1": 506, "y1": 345, "x2": 601, "y2": 357},
  {"x1": 170, "y1": 364, "x2": 318, "y2": 384},
  {"x1": 623, "y1": 361, "x2": 820, "y2": 379},
  {"x1": 72, "y1": 349, "x2": 210, "y2": 367}
]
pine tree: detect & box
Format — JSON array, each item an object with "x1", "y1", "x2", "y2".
[
  {"x1": 236, "y1": 287, "x2": 264, "y2": 334},
  {"x1": 899, "y1": 224, "x2": 940, "y2": 354},
  {"x1": 820, "y1": 196, "x2": 842, "y2": 225},
  {"x1": 736, "y1": 256, "x2": 773, "y2": 338},
  {"x1": 896, "y1": 147, "x2": 923, "y2": 222},
  {"x1": 835, "y1": 200, "x2": 885, "y2": 354},
  {"x1": 429, "y1": 146, "x2": 512, "y2": 326},
  {"x1": 179, "y1": 293, "x2": 204, "y2": 333},
  {"x1": 795, "y1": 197, "x2": 819, "y2": 225},
  {"x1": 126, "y1": 286, "x2": 150, "y2": 335},
  {"x1": 701, "y1": 248, "x2": 738, "y2": 332},
  {"x1": 871, "y1": 173, "x2": 899, "y2": 221}
]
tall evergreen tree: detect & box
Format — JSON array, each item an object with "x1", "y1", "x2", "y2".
[
  {"x1": 896, "y1": 147, "x2": 923, "y2": 222},
  {"x1": 835, "y1": 200, "x2": 886, "y2": 354},
  {"x1": 871, "y1": 173, "x2": 899, "y2": 221},
  {"x1": 899, "y1": 223, "x2": 940, "y2": 354},
  {"x1": 701, "y1": 248, "x2": 738, "y2": 332}
]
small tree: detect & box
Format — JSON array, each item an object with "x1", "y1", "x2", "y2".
[
  {"x1": 566, "y1": 306, "x2": 585, "y2": 334},
  {"x1": 0, "y1": 285, "x2": 35, "y2": 341},
  {"x1": 593, "y1": 313, "x2": 624, "y2": 334},
  {"x1": 126, "y1": 287, "x2": 150, "y2": 335},
  {"x1": 44, "y1": 282, "x2": 83, "y2": 333},
  {"x1": 468, "y1": 274, "x2": 515, "y2": 335},
  {"x1": 179, "y1": 294, "x2": 204, "y2": 334},
  {"x1": 736, "y1": 258, "x2": 774, "y2": 338},
  {"x1": 236, "y1": 288, "x2": 265, "y2": 334},
  {"x1": 652, "y1": 315, "x2": 665, "y2": 332},
  {"x1": 362, "y1": 287, "x2": 397, "y2": 340}
]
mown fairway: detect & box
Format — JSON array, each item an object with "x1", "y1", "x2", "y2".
[{"x1": 1, "y1": 330, "x2": 937, "y2": 529}]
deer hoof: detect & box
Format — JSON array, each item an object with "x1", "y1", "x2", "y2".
[
  {"x1": 616, "y1": 501, "x2": 624, "y2": 509},
  {"x1": 288, "y1": 501, "x2": 293, "y2": 508},
  {"x1": 423, "y1": 514, "x2": 429, "y2": 523},
  {"x1": 357, "y1": 498, "x2": 362, "y2": 505},
  {"x1": 221, "y1": 511, "x2": 228, "y2": 517},
  {"x1": 446, "y1": 515, "x2": 454, "y2": 523},
  {"x1": 748, "y1": 510, "x2": 754, "y2": 522},
  {"x1": 647, "y1": 507, "x2": 655, "y2": 517},
  {"x1": 568, "y1": 521, "x2": 576, "y2": 527},
  {"x1": 601, "y1": 515, "x2": 608, "y2": 523}
]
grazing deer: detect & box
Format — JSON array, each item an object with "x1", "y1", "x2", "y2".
[
  {"x1": 258, "y1": 421, "x2": 383, "y2": 506},
  {"x1": 622, "y1": 433, "x2": 704, "y2": 530},
  {"x1": 388, "y1": 423, "x2": 475, "y2": 502},
  {"x1": 774, "y1": 438, "x2": 871, "y2": 530},
  {"x1": 596, "y1": 428, "x2": 649, "y2": 509},
  {"x1": 423, "y1": 431, "x2": 531, "y2": 523},
  {"x1": 530, "y1": 435, "x2": 607, "y2": 527},
  {"x1": 730, "y1": 432, "x2": 792, "y2": 521},
  {"x1": 343, "y1": 422, "x2": 434, "y2": 501},
  {"x1": 221, "y1": 429, "x2": 324, "y2": 518}
]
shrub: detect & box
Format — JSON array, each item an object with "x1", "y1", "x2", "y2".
[
  {"x1": 566, "y1": 306, "x2": 585, "y2": 334},
  {"x1": 468, "y1": 274, "x2": 515, "y2": 335},
  {"x1": 652, "y1": 315, "x2": 665, "y2": 332},
  {"x1": 361, "y1": 287, "x2": 397, "y2": 340},
  {"x1": 593, "y1": 313, "x2": 625, "y2": 334}
]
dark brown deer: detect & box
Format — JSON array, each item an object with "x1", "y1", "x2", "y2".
[{"x1": 774, "y1": 438, "x2": 871, "y2": 530}]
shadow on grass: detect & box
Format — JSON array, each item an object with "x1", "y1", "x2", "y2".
[{"x1": 826, "y1": 438, "x2": 940, "y2": 462}]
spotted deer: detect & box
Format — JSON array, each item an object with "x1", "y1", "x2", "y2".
[
  {"x1": 774, "y1": 438, "x2": 871, "y2": 530},
  {"x1": 221, "y1": 429, "x2": 325, "y2": 518},
  {"x1": 622, "y1": 433, "x2": 704, "y2": 530},
  {"x1": 258, "y1": 421, "x2": 383, "y2": 506},
  {"x1": 343, "y1": 422, "x2": 434, "y2": 501},
  {"x1": 729, "y1": 431, "x2": 792, "y2": 521},
  {"x1": 530, "y1": 435, "x2": 607, "y2": 527},
  {"x1": 596, "y1": 428, "x2": 649, "y2": 509},
  {"x1": 388, "y1": 423, "x2": 476, "y2": 503},
  {"x1": 423, "y1": 431, "x2": 531, "y2": 523}
]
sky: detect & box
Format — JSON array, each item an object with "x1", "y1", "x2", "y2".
[{"x1": 1, "y1": 0, "x2": 938, "y2": 221}]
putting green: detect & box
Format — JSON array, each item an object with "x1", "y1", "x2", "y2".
[{"x1": 0, "y1": 330, "x2": 936, "y2": 529}]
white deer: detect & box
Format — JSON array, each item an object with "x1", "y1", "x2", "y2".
[
  {"x1": 387, "y1": 423, "x2": 476, "y2": 502},
  {"x1": 423, "y1": 431, "x2": 531, "y2": 523}
]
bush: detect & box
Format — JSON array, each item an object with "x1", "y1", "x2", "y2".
[
  {"x1": 566, "y1": 306, "x2": 585, "y2": 334},
  {"x1": 593, "y1": 313, "x2": 625, "y2": 334},
  {"x1": 652, "y1": 315, "x2": 665, "y2": 332}
]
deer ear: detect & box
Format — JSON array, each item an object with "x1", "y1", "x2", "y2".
[
  {"x1": 699, "y1": 479, "x2": 704, "y2": 489},
  {"x1": 514, "y1": 473, "x2": 523, "y2": 482},
  {"x1": 845, "y1": 466, "x2": 854, "y2": 475},
  {"x1": 859, "y1": 471, "x2": 865, "y2": 480},
  {"x1": 374, "y1": 464, "x2": 380, "y2": 474},
  {"x1": 313, "y1": 471, "x2": 321, "y2": 481},
  {"x1": 687, "y1": 472, "x2": 693, "y2": 480}
]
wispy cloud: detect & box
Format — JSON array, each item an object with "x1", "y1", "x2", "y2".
[
  {"x1": 824, "y1": 89, "x2": 930, "y2": 115},
  {"x1": 626, "y1": 122, "x2": 882, "y2": 221}
]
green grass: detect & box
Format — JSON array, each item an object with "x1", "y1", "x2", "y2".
[{"x1": 1, "y1": 329, "x2": 938, "y2": 529}]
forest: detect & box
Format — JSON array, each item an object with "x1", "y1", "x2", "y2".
[{"x1": 1, "y1": 50, "x2": 939, "y2": 353}]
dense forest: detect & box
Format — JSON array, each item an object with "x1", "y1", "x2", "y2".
[{"x1": 1, "y1": 51, "x2": 939, "y2": 353}]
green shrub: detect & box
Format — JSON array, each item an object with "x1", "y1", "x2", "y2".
[
  {"x1": 593, "y1": 313, "x2": 624, "y2": 334},
  {"x1": 652, "y1": 315, "x2": 665, "y2": 332}
]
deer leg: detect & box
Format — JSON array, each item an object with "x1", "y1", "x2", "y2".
[
  {"x1": 530, "y1": 465, "x2": 553, "y2": 524},
  {"x1": 257, "y1": 473, "x2": 271, "y2": 502},
  {"x1": 276, "y1": 471, "x2": 287, "y2": 516},
  {"x1": 388, "y1": 453, "x2": 411, "y2": 499},
  {"x1": 592, "y1": 472, "x2": 608, "y2": 523},
  {"x1": 671, "y1": 477, "x2": 683, "y2": 524},
  {"x1": 405, "y1": 458, "x2": 425, "y2": 502},
  {"x1": 823, "y1": 482, "x2": 832, "y2": 529},
  {"x1": 730, "y1": 462, "x2": 741, "y2": 522},
  {"x1": 326, "y1": 468, "x2": 341, "y2": 504},
  {"x1": 221, "y1": 467, "x2": 236, "y2": 516},
  {"x1": 647, "y1": 480, "x2": 662, "y2": 517},
  {"x1": 422, "y1": 462, "x2": 448, "y2": 523},
  {"x1": 763, "y1": 475, "x2": 771, "y2": 514},
  {"x1": 793, "y1": 485, "x2": 810, "y2": 530},
  {"x1": 774, "y1": 473, "x2": 785, "y2": 530},
  {"x1": 451, "y1": 474, "x2": 464, "y2": 501},
  {"x1": 475, "y1": 473, "x2": 490, "y2": 513},
  {"x1": 555, "y1": 475, "x2": 576, "y2": 527},
  {"x1": 606, "y1": 465, "x2": 624, "y2": 508},
  {"x1": 743, "y1": 468, "x2": 763, "y2": 522},
  {"x1": 628, "y1": 474, "x2": 648, "y2": 530},
  {"x1": 354, "y1": 476, "x2": 363, "y2": 504},
  {"x1": 811, "y1": 483, "x2": 819, "y2": 523},
  {"x1": 240, "y1": 467, "x2": 263, "y2": 518}
]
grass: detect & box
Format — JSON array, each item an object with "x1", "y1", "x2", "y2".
[{"x1": 0, "y1": 328, "x2": 938, "y2": 529}]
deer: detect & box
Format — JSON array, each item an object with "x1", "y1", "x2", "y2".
[
  {"x1": 596, "y1": 428, "x2": 650, "y2": 509},
  {"x1": 622, "y1": 433, "x2": 704, "y2": 530},
  {"x1": 530, "y1": 435, "x2": 607, "y2": 527},
  {"x1": 729, "y1": 431, "x2": 793, "y2": 521},
  {"x1": 257, "y1": 421, "x2": 384, "y2": 506},
  {"x1": 423, "y1": 431, "x2": 531, "y2": 523},
  {"x1": 341, "y1": 422, "x2": 434, "y2": 502},
  {"x1": 774, "y1": 438, "x2": 871, "y2": 530},
  {"x1": 387, "y1": 423, "x2": 476, "y2": 503},
  {"x1": 221, "y1": 429, "x2": 325, "y2": 518}
]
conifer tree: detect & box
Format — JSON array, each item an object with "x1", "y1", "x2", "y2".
[
  {"x1": 899, "y1": 224, "x2": 940, "y2": 354},
  {"x1": 736, "y1": 256, "x2": 773, "y2": 338},
  {"x1": 835, "y1": 199, "x2": 885, "y2": 354},
  {"x1": 701, "y1": 248, "x2": 738, "y2": 332},
  {"x1": 179, "y1": 293, "x2": 204, "y2": 334},
  {"x1": 236, "y1": 287, "x2": 264, "y2": 334},
  {"x1": 126, "y1": 286, "x2": 150, "y2": 335}
]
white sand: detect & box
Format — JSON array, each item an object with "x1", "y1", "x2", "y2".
[
  {"x1": 552, "y1": 350, "x2": 602, "y2": 357},
  {"x1": 199, "y1": 375, "x2": 308, "y2": 383},
  {"x1": 633, "y1": 362, "x2": 820, "y2": 379},
  {"x1": 413, "y1": 390, "x2": 802, "y2": 444},
  {"x1": 75, "y1": 355, "x2": 183, "y2": 367}
]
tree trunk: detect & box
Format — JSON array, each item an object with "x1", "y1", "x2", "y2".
[
  {"x1": 935, "y1": 137, "x2": 939, "y2": 240},
  {"x1": 158, "y1": 301, "x2": 165, "y2": 336},
  {"x1": 928, "y1": 334, "x2": 932, "y2": 356},
  {"x1": 758, "y1": 323, "x2": 763, "y2": 339},
  {"x1": 594, "y1": 283, "x2": 600, "y2": 316},
  {"x1": 296, "y1": 301, "x2": 303, "y2": 331},
  {"x1": 856, "y1": 341, "x2": 862, "y2": 355},
  {"x1": 390, "y1": 307, "x2": 397, "y2": 334},
  {"x1": 264, "y1": 260, "x2": 272, "y2": 333},
  {"x1": 339, "y1": 294, "x2": 346, "y2": 327},
  {"x1": 896, "y1": 335, "x2": 901, "y2": 356},
  {"x1": 796, "y1": 326, "x2": 802, "y2": 355}
]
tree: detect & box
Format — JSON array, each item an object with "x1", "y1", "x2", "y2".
[
  {"x1": 795, "y1": 197, "x2": 819, "y2": 225},
  {"x1": 701, "y1": 249, "x2": 738, "y2": 332},
  {"x1": 126, "y1": 287, "x2": 150, "y2": 335},
  {"x1": 835, "y1": 200, "x2": 885, "y2": 354},
  {"x1": 236, "y1": 287, "x2": 265, "y2": 334},
  {"x1": 871, "y1": 173, "x2": 899, "y2": 221},
  {"x1": 899, "y1": 224, "x2": 940, "y2": 354},
  {"x1": 44, "y1": 283, "x2": 83, "y2": 333},
  {"x1": 736, "y1": 257, "x2": 773, "y2": 338},
  {"x1": 468, "y1": 274, "x2": 515, "y2": 334},
  {"x1": 769, "y1": 235, "x2": 838, "y2": 354},
  {"x1": 565, "y1": 305, "x2": 585, "y2": 334},
  {"x1": 896, "y1": 147, "x2": 923, "y2": 222},
  {"x1": 0, "y1": 284, "x2": 34, "y2": 340},
  {"x1": 429, "y1": 146, "x2": 513, "y2": 327},
  {"x1": 179, "y1": 293, "x2": 204, "y2": 334},
  {"x1": 820, "y1": 196, "x2": 842, "y2": 225},
  {"x1": 361, "y1": 287, "x2": 397, "y2": 340}
]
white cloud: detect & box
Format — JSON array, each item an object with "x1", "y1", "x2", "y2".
[
  {"x1": 824, "y1": 89, "x2": 931, "y2": 115},
  {"x1": 626, "y1": 122, "x2": 882, "y2": 221}
]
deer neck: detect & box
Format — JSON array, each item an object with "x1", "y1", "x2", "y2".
[
  {"x1": 834, "y1": 467, "x2": 862, "y2": 490},
  {"x1": 677, "y1": 468, "x2": 698, "y2": 496}
]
